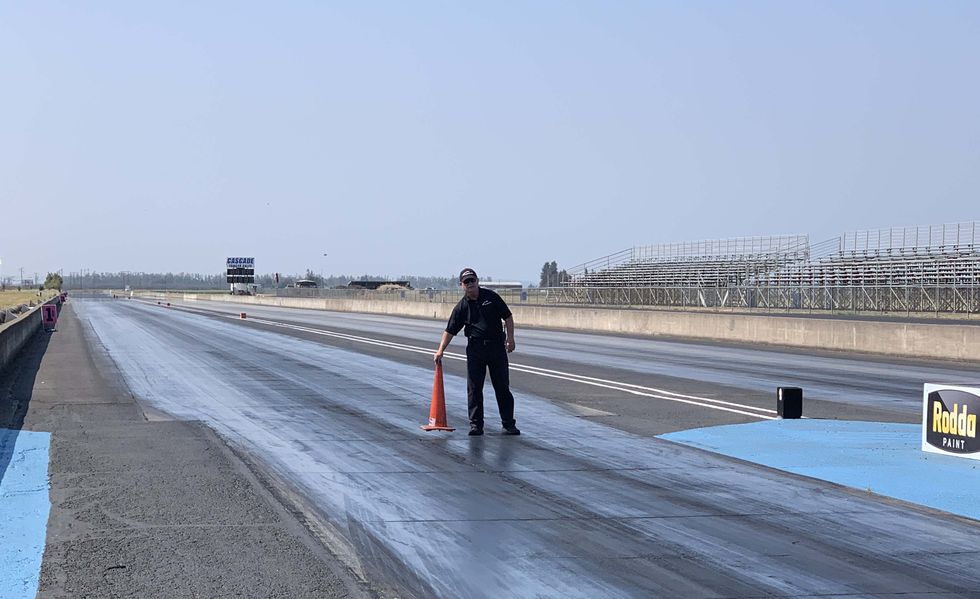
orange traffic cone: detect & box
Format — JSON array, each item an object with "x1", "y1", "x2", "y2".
[{"x1": 421, "y1": 362, "x2": 455, "y2": 432}]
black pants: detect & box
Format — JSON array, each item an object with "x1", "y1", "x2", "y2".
[{"x1": 465, "y1": 338, "x2": 516, "y2": 428}]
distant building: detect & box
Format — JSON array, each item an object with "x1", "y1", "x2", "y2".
[
  {"x1": 347, "y1": 280, "x2": 413, "y2": 290},
  {"x1": 480, "y1": 281, "x2": 523, "y2": 290}
]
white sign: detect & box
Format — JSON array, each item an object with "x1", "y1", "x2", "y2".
[{"x1": 226, "y1": 257, "x2": 255, "y2": 268}]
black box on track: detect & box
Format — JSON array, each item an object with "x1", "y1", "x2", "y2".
[{"x1": 777, "y1": 387, "x2": 803, "y2": 419}]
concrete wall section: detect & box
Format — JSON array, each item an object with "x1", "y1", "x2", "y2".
[
  {"x1": 510, "y1": 306, "x2": 979, "y2": 361},
  {"x1": 0, "y1": 305, "x2": 44, "y2": 374},
  {"x1": 184, "y1": 294, "x2": 455, "y2": 321},
  {"x1": 181, "y1": 293, "x2": 979, "y2": 362}
]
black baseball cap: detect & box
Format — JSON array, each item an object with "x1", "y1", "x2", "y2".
[{"x1": 459, "y1": 268, "x2": 477, "y2": 282}]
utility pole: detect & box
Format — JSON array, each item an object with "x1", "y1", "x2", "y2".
[{"x1": 321, "y1": 252, "x2": 328, "y2": 288}]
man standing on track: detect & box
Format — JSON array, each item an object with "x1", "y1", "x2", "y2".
[{"x1": 433, "y1": 268, "x2": 521, "y2": 436}]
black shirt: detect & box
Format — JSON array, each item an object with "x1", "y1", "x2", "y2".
[{"x1": 446, "y1": 288, "x2": 512, "y2": 340}]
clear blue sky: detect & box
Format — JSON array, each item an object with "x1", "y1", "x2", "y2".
[{"x1": 2, "y1": 1, "x2": 978, "y2": 284}]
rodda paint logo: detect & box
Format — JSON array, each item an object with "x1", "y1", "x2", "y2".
[{"x1": 926, "y1": 389, "x2": 979, "y2": 454}]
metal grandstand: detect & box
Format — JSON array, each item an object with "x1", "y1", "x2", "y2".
[{"x1": 559, "y1": 221, "x2": 980, "y2": 314}]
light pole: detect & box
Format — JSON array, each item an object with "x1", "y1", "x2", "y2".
[{"x1": 320, "y1": 253, "x2": 328, "y2": 288}]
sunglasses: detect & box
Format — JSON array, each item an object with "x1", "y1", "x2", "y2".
[{"x1": 462, "y1": 278, "x2": 476, "y2": 285}]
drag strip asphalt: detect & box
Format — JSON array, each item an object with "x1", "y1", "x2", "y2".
[
  {"x1": 146, "y1": 297, "x2": 976, "y2": 429},
  {"x1": 75, "y1": 297, "x2": 980, "y2": 597},
  {"x1": 238, "y1": 314, "x2": 777, "y2": 421}
]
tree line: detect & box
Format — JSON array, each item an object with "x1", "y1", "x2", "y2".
[
  {"x1": 539, "y1": 261, "x2": 569, "y2": 287},
  {"x1": 40, "y1": 263, "x2": 572, "y2": 291},
  {"x1": 55, "y1": 271, "x2": 464, "y2": 291}
]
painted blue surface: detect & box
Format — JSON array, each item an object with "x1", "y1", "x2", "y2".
[
  {"x1": 0, "y1": 429, "x2": 52, "y2": 599},
  {"x1": 661, "y1": 419, "x2": 980, "y2": 521}
]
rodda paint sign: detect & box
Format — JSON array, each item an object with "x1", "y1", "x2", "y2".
[{"x1": 922, "y1": 383, "x2": 980, "y2": 460}]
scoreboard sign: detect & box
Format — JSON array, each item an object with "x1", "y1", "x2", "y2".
[
  {"x1": 922, "y1": 383, "x2": 980, "y2": 460},
  {"x1": 226, "y1": 257, "x2": 255, "y2": 284}
]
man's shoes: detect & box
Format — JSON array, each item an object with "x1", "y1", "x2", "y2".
[
  {"x1": 502, "y1": 425, "x2": 521, "y2": 436},
  {"x1": 468, "y1": 426, "x2": 484, "y2": 436}
]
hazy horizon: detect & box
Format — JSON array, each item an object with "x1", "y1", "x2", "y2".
[{"x1": 3, "y1": 2, "x2": 978, "y2": 284}]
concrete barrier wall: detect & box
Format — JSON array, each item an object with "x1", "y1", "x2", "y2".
[
  {"x1": 183, "y1": 294, "x2": 454, "y2": 321},
  {"x1": 0, "y1": 297, "x2": 60, "y2": 374},
  {"x1": 510, "y1": 305, "x2": 980, "y2": 362},
  {"x1": 176, "y1": 293, "x2": 979, "y2": 362}
]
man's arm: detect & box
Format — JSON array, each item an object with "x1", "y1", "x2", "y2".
[
  {"x1": 504, "y1": 316, "x2": 515, "y2": 352},
  {"x1": 434, "y1": 331, "x2": 455, "y2": 363}
]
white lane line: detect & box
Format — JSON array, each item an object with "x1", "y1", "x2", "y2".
[
  {"x1": 509, "y1": 362, "x2": 778, "y2": 414},
  {"x1": 237, "y1": 315, "x2": 775, "y2": 420},
  {"x1": 564, "y1": 404, "x2": 617, "y2": 417}
]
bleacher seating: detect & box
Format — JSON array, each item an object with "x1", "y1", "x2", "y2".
[
  {"x1": 565, "y1": 222, "x2": 980, "y2": 304},
  {"x1": 569, "y1": 235, "x2": 810, "y2": 288}
]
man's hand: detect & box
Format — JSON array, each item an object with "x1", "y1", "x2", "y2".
[
  {"x1": 505, "y1": 338, "x2": 515, "y2": 353},
  {"x1": 435, "y1": 331, "x2": 453, "y2": 364}
]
